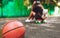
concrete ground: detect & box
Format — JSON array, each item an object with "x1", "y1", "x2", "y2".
[{"x1": 0, "y1": 17, "x2": 60, "y2": 38}]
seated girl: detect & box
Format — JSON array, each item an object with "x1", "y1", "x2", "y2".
[{"x1": 25, "y1": 1, "x2": 48, "y2": 23}]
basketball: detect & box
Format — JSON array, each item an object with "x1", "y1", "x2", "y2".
[{"x1": 2, "y1": 20, "x2": 25, "y2": 38}]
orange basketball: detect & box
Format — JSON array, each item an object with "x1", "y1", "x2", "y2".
[{"x1": 2, "y1": 20, "x2": 25, "y2": 38}]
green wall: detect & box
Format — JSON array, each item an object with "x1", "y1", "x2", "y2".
[
  {"x1": 0, "y1": 0, "x2": 56, "y2": 17},
  {"x1": 1, "y1": 0, "x2": 30, "y2": 17},
  {"x1": 0, "y1": 7, "x2": 1, "y2": 17}
]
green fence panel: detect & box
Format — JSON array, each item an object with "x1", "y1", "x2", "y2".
[
  {"x1": 2, "y1": 0, "x2": 29, "y2": 17},
  {"x1": 3, "y1": 2, "x2": 16, "y2": 17},
  {"x1": 43, "y1": 4, "x2": 49, "y2": 9},
  {"x1": 0, "y1": 7, "x2": 2, "y2": 17},
  {"x1": 48, "y1": 4, "x2": 55, "y2": 15}
]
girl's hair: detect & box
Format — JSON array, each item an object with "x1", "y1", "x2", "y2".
[{"x1": 33, "y1": 2, "x2": 40, "y2": 9}]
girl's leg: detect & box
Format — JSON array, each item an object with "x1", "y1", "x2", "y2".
[
  {"x1": 41, "y1": 15, "x2": 47, "y2": 22},
  {"x1": 28, "y1": 11, "x2": 35, "y2": 20},
  {"x1": 25, "y1": 11, "x2": 35, "y2": 22}
]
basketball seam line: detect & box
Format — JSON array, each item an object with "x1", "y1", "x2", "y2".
[{"x1": 2, "y1": 26, "x2": 24, "y2": 35}]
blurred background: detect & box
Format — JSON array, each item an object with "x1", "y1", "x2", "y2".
[
  {"x1": 0, "y1": 0, "x2": 60, "y2": 17},
  {"x1": 0, "y1": 0, "x2": 60, "y2": 38}
]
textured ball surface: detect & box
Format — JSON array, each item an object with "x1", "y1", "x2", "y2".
[{"x1": 2, "y1": 20, "x2": 25, "y2": 38}]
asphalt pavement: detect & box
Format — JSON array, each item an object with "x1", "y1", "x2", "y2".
[{"x1": 0, "y1": 17, "x2": 60, "y2": 38}]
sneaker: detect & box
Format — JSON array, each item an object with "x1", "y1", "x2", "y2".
[
  {"x1": 44, "y1": 20, "x2": 47, "y2": 22},
  {"x1": 41, "y1": 20, "x2": 47, "y2": 23},
  {"x1": 35, "y1": 20, "x2": 41, "y2": 24},
  {"x1": 25, "y1": 19, "x2": 31, "y2": 22}
]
